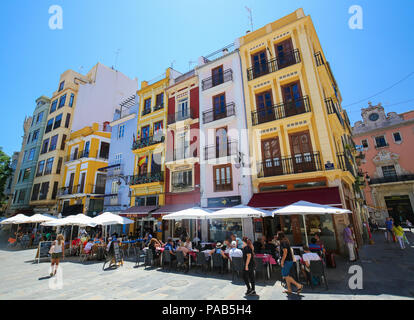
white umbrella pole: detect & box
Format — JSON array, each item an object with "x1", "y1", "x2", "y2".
[
  {"x1": 302, "y1": 215, "x2": 309, "y2": 247},
  {"x1": 70, "y1": 225, "x2": 74, "y2": 249}
]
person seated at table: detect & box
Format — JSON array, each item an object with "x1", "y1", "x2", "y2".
[
  {"x1": 164, "y1": 238, "x2": 176, "y2": 257},
  {"x1": 228, "y1": 241, "x2": 243, "y2": 260},
  {"x1": 208, "y1": 243, "x2": 227, "y2": 269},
  {"x1": 309, "y1": 237, "x2": 323, "y2": 256},
  {"x1": 84, "y1": 239, "x2": 94, "y2": 254},
  {"x1": 253, "y1": 237, "x2": 265, "y2": 254},
  {"x1": 184, "y1": 237, "x2": 193, "y2": 250},
  {"x1": 176, "y1": 242, "x2": 191, "y2": 257},
  {"x1": 148, "y1": 238, "x2": 162, "y2": 263},
  {"x1": 231, "y1": 234, "x2": 243, "y2": 249},
  {"x1": 314, "y1": 233, "x2": 326, "y2": 255},
  {"x1": 264, "y1": 237, "x2": 277, "y2": 257},
  {"x1": 301, "y1": 245, "x2": 321, "y2": 284}
]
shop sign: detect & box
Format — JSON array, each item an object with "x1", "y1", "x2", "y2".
[
  {"x1": 208, "y1": 196, "x2": 241, "y2": 208},
  {"x1": 325, "y1": 161, "x2": 334, "y2": 170}
]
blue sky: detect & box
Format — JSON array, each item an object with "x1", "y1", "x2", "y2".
[{"x1": 1, "y1": 0, "x2": 414, "y2": 156}]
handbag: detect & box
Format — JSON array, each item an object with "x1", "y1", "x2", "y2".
[{"x1": 49, "y1": 241, "x2": 56, "y2": 254}]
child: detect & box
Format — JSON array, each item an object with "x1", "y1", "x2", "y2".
[{"x1": 392, "y1": 223, "x2": 406, "y2": 249}]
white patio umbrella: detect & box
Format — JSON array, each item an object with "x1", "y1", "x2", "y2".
[
  {"x1": 162, "y1": 207, "x2": 213, "y2": 220},
  {"x1": 0, "y1": 214, "x2": 32, "y2": 238},
  {"x1": 272, "y1": 200, "x2": 351, "y2": 246},
  {"x1": 25, "y1": 214, "x2": 57, "y2": 237},
  {"x1": 93, "y1": 212, "x2": 134, "y2": 240},
  {"x1": 207, "y1": 205, "x2": 272, "y2": 219},
  {"x1": 41, "y1": 213, "x2": 98, "y2": 248}
]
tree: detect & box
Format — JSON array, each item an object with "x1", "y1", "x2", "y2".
[{"x1": 0, "y1": 148, "x2": 12, "y2": 204}]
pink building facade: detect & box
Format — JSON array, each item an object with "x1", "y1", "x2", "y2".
[{"x1": 352, "y1": 103, "x2": 414, "y2": 225}]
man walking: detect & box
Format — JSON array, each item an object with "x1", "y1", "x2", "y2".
[
  {"x1": 343, "y1": 224, "x2": 356, "y2": 262},
  {"x1": 385, "y1": 217, "x2": 393, "y2": 243}
]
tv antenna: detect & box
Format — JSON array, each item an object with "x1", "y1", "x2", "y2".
[
  {"x1": 114, "y1": 48, "x2": 121, "y2": 70},
  {"x1": 188, "y1": 60, "x2": 197, "y2": 70},
  {"x1": 245, "y1": 6, "x2": 253, "y2": 32}
]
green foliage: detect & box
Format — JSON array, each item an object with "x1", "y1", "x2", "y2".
[{"x1": 0, "y1": 148, "x2": 12, "y2": 204}]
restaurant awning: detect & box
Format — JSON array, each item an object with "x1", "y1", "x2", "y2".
[
  {"x1": 248, "y1": 187, "x2": 343, "y2": 209},
  {"x1": 120, "y1": 206, "x2": 158, "y2": 217}
]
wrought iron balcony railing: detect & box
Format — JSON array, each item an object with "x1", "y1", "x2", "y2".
[
  {"x1": 325, "y1": 98, "x2": 345, "y2": 127},
  {"x1": 247, "y1": 49, "x2": 301, "y2": 81},
  {"x1": 168, "y1": 109, "x2": 194, "y2": 125},
  {"x1": 129, "y1": 171, "x2": 164, "y2": 185},
  {"x1": 369, "y1": 174, "x2": 414, "y2": 185},
  {"x1": 336, "y1": 153, "x2": 356, "y2": 177},
  {"x1": 204, "y1": 139, "x2": 238, "y2": 160},
  {"x1": 251, "y1": 96, "x2": 311, "y2": 126},
  {"x1": 65, "y1": 150, "x2": 109, "y2": 162},
  {"x1": 201, "y1": 69, "x2": 233, "y2": 91},
  {"x1": 153, "y1": 103, "x2": 164, "y2": 112},
  {"x1": 314, "y1": 52, "x2": 325, "y2": 66},
  {"x1": 257, "y1": 152, "x2": 322, "y2": 178},
  {"x1": 202, "y1": 102, "x2": 235, "y2": 124},
  {"x1": 132, "y1": 134, "x2": 165, "y2": 150},
  {"x1": 166, "y1": 147, "x2": 198, "y2": 162}
]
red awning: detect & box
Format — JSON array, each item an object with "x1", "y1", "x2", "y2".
[
  {"x1": 248, "y1": 187, "x2": 342, "y2": 209},
  {"x1": 120, "y1": 206, "x2": 158, "y2": 217}
]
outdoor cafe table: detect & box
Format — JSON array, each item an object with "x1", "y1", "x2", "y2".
[{"x1": 256, "y1": 253, "x2": 277, "y2": 279}]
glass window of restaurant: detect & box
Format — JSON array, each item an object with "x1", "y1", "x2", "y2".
[
  {"x1": 272, "y1": 215, "x2": 337, "y2": 251},
  {"x1": 209, "y1": 218, "x2": 242, "y2": 242}
]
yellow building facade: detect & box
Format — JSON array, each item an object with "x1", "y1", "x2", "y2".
[
  {"x1": 57, "y1": 123, "x2": 111, "y2": 216},
  {"x1": 239, "y1": 9, "x2": 362, "y2": 250},
  {"x1": 127, "y1": 68, "x2": 178, "y2": 238},
  {"x1": 30, "y1": 69, "x2": 87, "y2": 213}
]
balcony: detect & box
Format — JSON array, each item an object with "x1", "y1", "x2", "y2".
[
  {"x1": 142, "y1": 108, "x2": 151, "y2": 116},
  {"x1": 336, "y1": 153, "x2": 356, "y2": 177},
  {"x1": 132, "y1": 134, "x2": 165, "y2": 151},
  {"x1": 325, "y1": 98, "x2": 345, "y2": 127},
  {"x1": 251, "y1": 96, "x2": 311, "y2": 126},
  {"x1": 58, "y1": 184, "x2": 106, "y2": 197},
  {"x1": 375, "y1": 143, "x2": 389, "y2": 149},
  {"x1": 168, "y1": 109, "x2": 194, "y2": 125},
  {"x1": 129, "y1": 171, "x2": 164, "y2": 185},
  {"x1": 204, "y1": 140, "x2": 238, "y2": 160},
  {"x1": 247, "y1": 49, "x2": 301, "y2": 81},
  {"x1": 167, "y1": 146, "x2": 198, "y2": 162},
  {"x1": 314, "y1": 52, "x2": 324, "y2": 66},
  {"x1": 201, "y1": 69, "x2": 233, "y2": 91},
  {"x1": 65, "y1": 150, "x2": 109, "y2": 162},
  {"x1": 153, "y1": 103, "x2": 164, "y2": 112},
  {"x1": 369, "y1": 174, "x2": 414, "y2": 185},
  {"x1": 203, "y1": 102, "x2": 235, "y2": 124},
  {"x1": 257, "y1": 152, "x2": 322, "y2": 178}
]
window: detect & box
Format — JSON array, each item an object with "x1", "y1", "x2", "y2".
[
  {"x1": 53, "y1": 114, "x2": 62, "y2": 129},
  {"x1": 111, "y1": 181, "x2": 120, "y2": 194},
  {"x1": 18, "y1": 170, "x2": 23, "y2": 183},
  {"x1": 212, "y1": 65, "x2": 224, "y2": 87},
  {"x1": 382, "y1": 165, "x2": 397, "y2": 178},
  {"x1": 26, "y1": 133, "x2": 31, "y2": 144},
  {"x1": 31, "y1": 117, "x2": 35, "y2": 127},
  {"x1": 177, "y1": 99, "x2": 189, "y2": 121},
  {"x1": 22, "y1": 168, "x2": 31, "y2": 181},
  {"x1": 213, "y1": 164, "x2": 232, "y2": 192},
  {"x1": 154, "y1": 121, "x2": 163, "y2": 135},
  {"x1": 361, "y1": 139, "x2": 368, "y2": 148},
  {"x1": 393, "y1": 132, "x2": 402, "y2": 143},
  {"x1": 51, "y1": 182, "x2": 59, "y2": 200},
  {"x1": 41, "y1": 138, "x2": 49, "y2": 154},
  {"x1": 17, "y1": 189, "x2": 26, "y2": 203},
  {"x1": 27, "y1": 148, "x2": 35, "y2": 161},
  {"x1": 155, "y1": 93, "x2": 164, "y2": 107},
  {"x1": 45, "y1": 119, "x2": 53, "y2": 133},
  {"x1": 58, "y1": 81, "x2": 65, "y2": 92},
  {"x1": 31, "y1": 184, "x2": 40, "y2": 201},
  {"x1": 172, "y1": 170, "x2": 192, "y2": 191},
  {"x1": 36, "y1": 111, "x2": 44, "y2": 124},
  {"x1": 118, "y1": 124, "x2": 125, "y2": 138},
  {"x1": 39, "y1": 182, "x2": 49, "y2": 200},
  {"x1": 23, "y1": 151, "x2": 28, "y2": 163},
  {"x1": 56, "y1": 157, "x2": 63, "y2": 174},
  {"x1": 115, "y1": 153, "x2": 123, "y2": 164},
  {"x1": 58, "y1": 94, "x2": 66, "y2": 108},
  {"x1": 32, "y1": 129, "x2": 39, "y2": 142},
  {"x1": 49, "y1": 135, "x2": 58, "y2": 151},
  {"x1": 375, "y1": 135, "x2": 387, "y2": 148},
  {"x1": 60, "y1": 134, "x2": 67, "y2": 150},
  {"x1": 50, "y1": 100, "x2": 58, "y2": 113},
  {"x1": 44, "y1": 158, "x2": 54, "y2": 175},
  {"x1": 69, "y1": 94, "x2": 75, "y2": 107},
  {"x1": 36, "y1": 160, "x2": 45, "y2": 177},
  {"x1": 65, "y1": 113, "x2": 71, "y2": 128},
  {"x1": 143, "y1": 98, "x2": 151, "y2": 114}
]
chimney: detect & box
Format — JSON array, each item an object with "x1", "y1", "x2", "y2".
[{"x1": 222, "y1": 48, "x2": 229, "y2": 56}]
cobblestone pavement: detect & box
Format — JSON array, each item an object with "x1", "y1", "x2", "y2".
[{"x1": 0, "y1": 231, "x2": 413, "y2": 300}]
